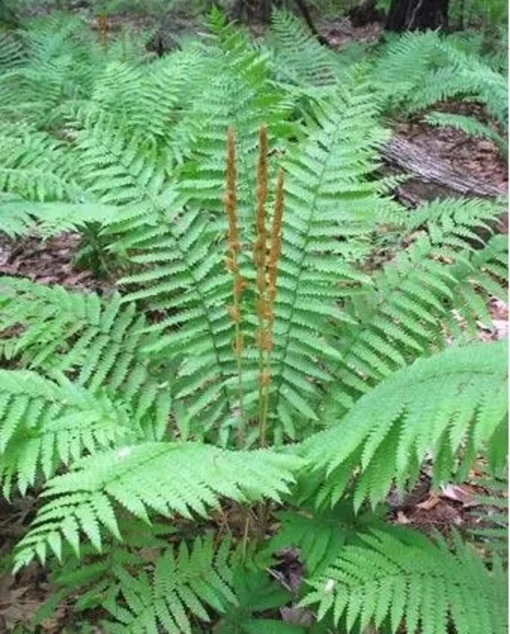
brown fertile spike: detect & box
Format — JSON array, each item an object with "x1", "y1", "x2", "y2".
[
  {"x1": 267, "y1": 169, "x2": 284, "y2": 302},
  {"x1": 259, "y1": 368, "x2": 271, "y2": 387},
  {"x1": 225, "y1": 127, "x2": 239, "y2": 254},
  {"x1": 254, "y1": 126, "x2": 269, "y2": 291}
]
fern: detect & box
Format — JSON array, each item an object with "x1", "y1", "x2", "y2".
[
  {"x1": 302, "y1": 341, "x2": 508, "y2": 509},
  {"x1": 322, "y1": 232, "x2": 507, "y2": 415},
  {"x1": 0, "y1": 192, "x2": 35, "y2": 237},
  {"x1": 13, "y1": 443, "x2": 302, "y2": 570},
  {"x1": 175, "y1": 11, "x2": 294, "y2": 218},
  {"x1": 0, "y1": 14, "x2": 507, "y2": 634},
  {"x1": 266, "y1": 11, "x2": 343, "y2": 89},
  {"x1": 0, "y1": 370, "x2": 132, "y2": 496},
  {"x1": 467, "y1": 474, "x2": 508, "y2": 562},
  {"x1": 265, "y1": 86, "x2": 392, "y2": 440},
  {"x1": 0, "y1": 14, "x2": 103, "y2": 127},
  {"x1": 373, "y1": 30, "x2": 508, "y2": 135},
  {"x1": 0, "y1": 122, "x2": 81, "y2": 202},
  {"x1": 216, "y1": 569, "x2": 303, "y2": 634},
  {"x1": 0, "y1": 196, "x2": 117, "y2": 238},
  {"x1": 102, "y1": 534, "x2": 236, "y2": 633},
  {"x1": 0, "y1": 31, "x2": 24, "y2": 71},
  {"x1": 0, "y1": 278, "x2": 172, "y2": 440},
  {"x1": 301, "y1": 528, "x2": 507, "y2": 634},
  {"x1": 267, "y1": 503, "x2": 383, "y2": 576}
]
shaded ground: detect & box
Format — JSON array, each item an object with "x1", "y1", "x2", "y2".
[
  {"x1": 394, "y1": 114, "x2": 507, "y2": 197},
  {"x1": 320, "y1": 17, "x2": 382, "y2": 49},
  {"x1": 319, "y1": 18, "x2": 382, "y2": 51},
  {"x1": 0, "y1": 234, "x2": 109, "y2": 293}
]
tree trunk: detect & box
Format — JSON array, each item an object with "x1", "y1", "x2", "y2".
[
  {"x1": 348, "y1": 0, "x2": 384, "y2": 26},
  {"x1": 231, "y1": 0, "x2": 329, "y2": 45},
  {"x1": 292, "y1": 0, "x2": 330, "y2": 45},
  {"x1": 231, "y1": 0, "x2": 272, "y2": 23},
  {"x1": 385, "y1": 0, "x2": 449, "y2": 31}
]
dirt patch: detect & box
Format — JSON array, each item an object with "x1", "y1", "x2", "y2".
[
  {"x1": 320, "y1": 17, "x2": 382, "y2": 49},
  {"x1": 394, "y1": 113, "x2": 507, "y2": 196},
  {"x1": 0, "y1": 234, "x2": 110, "y2": 293}
]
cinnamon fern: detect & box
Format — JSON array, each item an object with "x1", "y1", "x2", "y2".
[{"x1": 0, "y1": 10, "x2": 507, "y2": 634}]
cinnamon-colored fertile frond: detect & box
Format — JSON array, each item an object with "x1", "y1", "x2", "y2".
[
  {"x1": 254, "y1": 126, "x2": 268, "y2": 278},
  {"x1": 267, "y1": 169, "x2": 284, "y2": 302},
  {"x1": 225, "y1": 127, "x2": 239, "y2": 255}
]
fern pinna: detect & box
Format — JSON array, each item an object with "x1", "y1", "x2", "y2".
[{"x1": 0, "y1": 12, "x2": 508, "y2": 634}]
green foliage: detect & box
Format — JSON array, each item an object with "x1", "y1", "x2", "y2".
[
  {"x1": 467, "y1": 474, "x2": 508, "y2": 562},
  {"x1": 0, "y1": 369, "x2": 131, "y2": 496},
  {"x1": 374, "y1": 30, "x2": 507, "y2": 126},
  {"x1": 301, "y1": 528, "x2": 507, "y2": 634},
  {"x1": 0, "y1": 278, "x2": 172, "y2": 440},
  {"x1": 302, "y1": 341, "x2": 507, "y2": 509},
  {"x1": 267, "y1": 503, "x2": 384, "y2": 575},
  {"x1": 102, "y1": 535, "x2": 237, "y2": 633},
  {"x1": 13, "y1": 443, "x2": 301, "y2": 570},
  {"x1": 0, "y1": 10, "x2": 507, "y2": 634},
  {"x1": 372, "y1": 29, "x2": 508, "y2": 155},
  {"x1": 216, "y1": 569, "x2": 303, "y2": 634},
  {"x1": 266, "y1": 11, "x2": 347, "y2": 89}
]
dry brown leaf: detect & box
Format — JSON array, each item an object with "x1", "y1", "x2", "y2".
[
  {"x1": 416, "y1": 494, "x2": 440, "y2": 510},
  {"x1": 440, "y1": 483, "x2": 478, "y2": 507},
  {"x1": 396, "y1": 510, "x2": 411, "y2": 524}
]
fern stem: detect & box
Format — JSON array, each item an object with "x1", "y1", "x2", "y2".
[{"x1": 241, "y1": 511, "x2": 250, "y2": 562}]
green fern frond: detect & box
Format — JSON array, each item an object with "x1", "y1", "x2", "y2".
[
  {"x1": 0, "y1": 278, "x2": 172, "y2": 439},
  {"x1": 110, "y1": 200, "x2": 236, "y2": 435},
  {"x1": 302, "y1": 341, "x2": 508, "y2": 509},
  {"x1": 14, "y1": 443, "x2": 302, "y2": 570},
  {"x1": 372, "y1": 30, "x2": 442, "y2": 108},
  {"x1": 103, "y1": 534, "x2": 236, "y2": 634},
  {"x1": 0, "y1": 370, "x2": 132, "y2": 496},
  {"x1": 0, "y1": 31, "x2": 24, "y2": 71},
  {"x1": 467, "y1": 474, "x2": 508, "y2": 562},
  {"x1": 0, "y1": 123, "x2": 80, "y2": 201},
  {"x1": 0, "y1": 193, "x2": 35, "y2": 237},
  {"x1": 216, "y1": 568, "x2": 301, "y2": 634},
  {"x1": 267, "y1": 11, "x2": 342, "y2": 89},
  {"x1": 321, "y1": 221, "x2": 507, "y2": 415},
  {"x1": 0, "y1": 197, "x2": 117, "y2": 237},
  {"x1": 264, "y1": 86, "x2": 392, "y2": 439},
  {"x1": 0, "y1": 14, "x2": 103, "y2": 127},
  {"x1": 301, "y1": 528, "x2": 507, "y2": 634},
  {"x1": 267, "y1": 503, "x2": 382, "y2": 576},
  {"x1": 175, "y1": 19, "x2": 293, "y2": 220},
  {"x1": 63, "y1": 50, "x2": 202, "y2": 157},
  {"x1": 406, "y1": 197, "x2": 506, "y2": 242},
  {"x1": 374, "y1": 30, "x2": 508, "y2": 128},
  {"x1": 72, "y1": 116, "x2": 167, "y2": 207}
]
